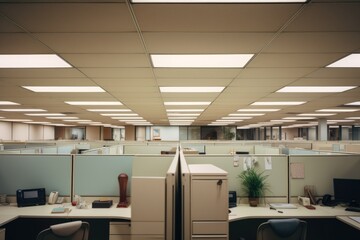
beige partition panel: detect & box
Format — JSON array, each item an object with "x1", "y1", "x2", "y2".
[
  {"x1": 205, "y1": 144, "x2": 254, "y2": 154},
  {"x1": 180, "y1": 151, "x2": 191, "y2": 240},
  {"x1": 124, "y1": 145, "x2": 176, "y2": 154},
  {"x1": 166, "y1": 149, "x2": 179, "y2": 240},
  {"x1": 185, "y1": 155, "x2": 288, "y2": 202},
  {"x1": 289, "y1": 155, "x2": 360, "y2": 199},
  {"x1": 345, "y1": 144, "x2": 360, "y2": 154}
]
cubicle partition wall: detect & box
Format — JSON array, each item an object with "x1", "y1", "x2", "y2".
[
  {"x1": 179, "y1": 150, "x2": 191, "y2": 240},
  {"x1": 184, "y1": 155, "x2": 289, "y2": 204},
  {"x1": 123, "y1": 144, "x2": 177, "y2": 155},
  {"x1": 0, "y1": 154, "x2": 72, "y2": 198},
  {"x1": 205, "y1": 144, "x2": 255, "y2": 154},
  {"x1": 289, "y1": 154, "x2": 360, "y2": 202},
  {"x1": 73, "y1": 155, "x2": 133, "y2": 199}
]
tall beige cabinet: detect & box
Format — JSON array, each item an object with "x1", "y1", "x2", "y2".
[{"x1": 188, "y1": 164, "x2": 228, "y2": 240}]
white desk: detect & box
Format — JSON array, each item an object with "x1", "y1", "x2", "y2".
[
  {"x1": 0, "y1": 203, "x2": 131, "y2": 227},
  {"x1": 337, "y1": 216, "x2": 360, "y2": 231}
]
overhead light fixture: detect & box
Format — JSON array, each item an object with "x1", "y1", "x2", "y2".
[
  {"x1": 277, "y1": 86, "x2": 356, "y2": 93},
  {"x1": 0, "y1": 109, "x2": 46, "y2": 112},
  {"x1": 345, "y1": 101, "x2": 360, "y2": 106},
  {"x1": 164, "y1": 101, "x2": 211, "y2": 106},
  {"x1": 328, "y1": 120, "x2": 355, "y2": 122},
  {"x1": 229, "y1": 113, "x2": 265, "y2": 116},
  {"x1": 151, "y1": 54, "x2": 253, "y2": 68},
  {"x1": 0, "y1": 54, "x2": 71, "y2": 68},
  {"x1": 217, "y1": 119, "x2": 243, "y2": 122},
  {"x1": 166, "y1": 109, "x2": 204, "y2": 112},
  {"x1": 327, "y1": 53, "x2": 360, "y2": 68},
  {"x1": 251, "y1": 101, "x2": 306, "y2": 106},
  {"x1": 112, "y1": 117, "x2": 143, "y2": 120},
  {"x1": 65, "y1": 101, "x2": 122, "y2": 106},
  {"x1": 160, "y1": 87, "x2": 224, "y2": 93},
  {"x1": 101, "y1": 113, "x2": 138, "y2": 117},
  {"x1": 46, "y1": 116, "x2": 78, "y2": 119},
  {"x1": 316, "y1": 109, "x2": 359, "y2": 112},
  {"x1": 25, "y1": 113, "x2": 65, "y2": 116},
  {"x1": 63, "y1": 119, "x2": 92, "y2": 122},
  {"x1": 283, "y1": 117, "x2": 316, "y2": 120},
  {"x1": 132, "y1": 0, "x2": 307, "y2": 3},
  {"x1": 0, "y1": 101, "x2": 19, "y2": 105},
  {"x1": 0, "y1": 119, "x2": 32, "y2": 122},
  {"x1": 222, "y1": 116, "x2": 253, "y2": 120},
  {"x1": 168, "y1": 117, "x2": 197, "y2": 120},
  {"x1": 297, "y1": 113, "x2": 336, "y2": 117},
  {"x1": 237, "y1": 109, "x2": 280, "y2": 112},
  {"x1": 346, "y1": 117, "x2": 360, "y2": 120},
  {"x1": 87, "y1": 109, "x2": 131, "y2": 112},
  {"x1": 271, "y1": 119, "x2": 296, "y2": 122},
  {"x1": 167, "y1": 113, "x2": 200, "y2": 116},
  {"x1": 23, "y1": 86, "x2": 105, "y2": 93},
  {"x1": 27, "y1": 122, "x2": 51, "y2": 125}
]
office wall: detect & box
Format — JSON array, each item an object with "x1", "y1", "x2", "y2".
[
  {"x1": 44, "y1": 126, "x2": 55, "y2": 140},
  {"x1": 12, "y1": 123, "x2": 29, "y2": 141},
  {"x1": 283, "y1": 128, "x2": 298, "y2": 140},
  {"x1": 85, "y1": 126, "x2": 101, "y2": 140},
  {"x1": 29, "y1": 124, "x2": 44, "y2": 140},
  {"x1": 151, "y1": 126, "x2": 179, "y2": 141},
  {"x1": 0, "y1": 122, "x2": 11, "y2": 140}
]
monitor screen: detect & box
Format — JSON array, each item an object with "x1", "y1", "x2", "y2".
[{"x1": 333, "y1": 178, "x2": 360, "y2": 205}]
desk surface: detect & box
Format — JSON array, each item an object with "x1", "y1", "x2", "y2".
[
  {"x1": 0, "y1": 203, "x2": 131, "y2": 227},
  {"x1": 229, "y1": 204, "x2": 360, "y2": 222}
]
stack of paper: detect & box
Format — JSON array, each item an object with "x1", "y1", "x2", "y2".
[{"x1": 269, "y1": 203, "x2": 298, "y2": 209}]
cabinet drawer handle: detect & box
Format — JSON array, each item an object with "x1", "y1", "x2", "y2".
[{"x1": 217, "y1": 180, "x2": 223, "y2": 185}]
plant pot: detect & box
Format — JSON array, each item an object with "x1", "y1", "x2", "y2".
[{"x1": 249, "y1": 197, "x2": 259, "y2": 207}]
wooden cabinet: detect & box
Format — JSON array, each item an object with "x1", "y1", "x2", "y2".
[
  {"x1": 188, "y1": 164, "x2": 228, "y2": 240},
  {"x1": 109, "y1": 222, "x2": 131, "y2": 240}
]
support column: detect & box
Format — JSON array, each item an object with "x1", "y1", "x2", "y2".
[
  {"x1": 338, "y1": 125, "x2": 342, "y2": 140},
  {"x1": 279, "y1": 126, "x2": 282, "y2": 140},
  {"x1": 318, "y1": 118, "x2": 328, "y2": 141}
]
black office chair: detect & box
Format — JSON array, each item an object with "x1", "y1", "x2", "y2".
[
  {"x1": 36, "y1": 221, "x2": 89, "y2": 240},
  {"x1": 257, "y1": 219, "x2": 307, "y2": 240}
]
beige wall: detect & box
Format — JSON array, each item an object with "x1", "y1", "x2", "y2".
[
  {"x1": 0, "y1": 122, "x2": 12, "y2": 140},
  {"x1": 283, "y1": 128, "x2": 298, "y2": 140},
  {"x1": 125, "y1": 125, "x2": 136, "y2": 141},
  {"x1": 12, "y1": 123, "x2": 29, "y2": 141},
  {"x1": 86, "y1": 126, "x2": 101, "y2": 140},
  {"x1": 44, "y1": 126, "x2": 55, "y2": 140},
  {"x1": 0, "y1": 122, "x2": 55, "y2": 141},
  {"x1": 29, "y1": 124, "x2": 44, "y2": 140}
]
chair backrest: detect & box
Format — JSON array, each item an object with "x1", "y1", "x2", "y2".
[
  {"x1": 36, "y1": 221, "x2": 90, "y2": 240},
  {"x1": 257, "y1": 219, "x2": 307, "y2": 240}
]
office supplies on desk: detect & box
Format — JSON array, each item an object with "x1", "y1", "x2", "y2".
[
  {"x1": 92, "y1": 200, "x2": 113, "y2": 208},
  {"x1": 350, "y1": 216, "x2": 360, "y2": 223},
  {"x1": 269, "y1": 203, "x2": 297, "y2": 209},
  {"x1": 345, "y1": 207, "x2": 360, "y2": 212},
  {"x1": 51, "y1": 207, "x2": 68, "y2": 213},
  {"x1": 229, "y1": 191, "x2": 237, "y2": 208}
]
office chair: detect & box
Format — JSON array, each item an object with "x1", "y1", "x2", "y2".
[
  {"x1": 36, "y1": 221, "x2": 89, "y2": 240},
  {"x1": 257, "y1": 219, "x2": 307, "y2": 240}
]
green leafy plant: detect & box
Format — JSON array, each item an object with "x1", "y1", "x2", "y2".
[{"x1": 238, "y1": 167, "x2": 269, "y2": 199}]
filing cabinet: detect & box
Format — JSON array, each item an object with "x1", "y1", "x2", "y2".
[
  {"x1": 188, "y1": 164, "x2": 228, "y2": 240},
  {"x1": 109, "y1": 222, "x2": 131, "y2": 240},
  {"x1": 0, "y1": 228, "x2": 5, "y2": 240}
]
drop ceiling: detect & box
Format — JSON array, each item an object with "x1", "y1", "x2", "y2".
[{"x1": 0, "y1": 0, "x2": 359, "y2": 128}]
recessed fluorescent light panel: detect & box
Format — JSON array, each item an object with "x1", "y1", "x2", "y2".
[
  {"x1": 160, "y1": 87, "x2": 224, "y2": 93},
  {"x1": 101, "y1": 113, "x2": 138, "y2": 117},
  {"x1": 46, "y1": 116, "x2": 78, "y2": 119},
  {"x1": 164, "y1": 102, "x2": 211, "y2": 105},
  {"x1": 251, "y1": 101, "x2": 306, "y2": 106},
  {"x1": 297, "y1": 113, "x2": 336, "y2": 117},
  {"x1": 167, "y1": 113, "x2": 200, "y2": 116},
  {"x1": 133, "y1": 1, "x2": 308, "y2": 4},
  {"x1": 0, "y1": 101, "x2": 19, "y2": 105},
  {"x1": 151, "y1": 54, "x2": 253, "y2": 68},
  {"x1": 345, "y1": 101, "x2": 360, "y2": 106},
  {"x1": 327, "y1": 54, "x2": 360, "y2": 68},
  {"x1": 0, "y1": 119, "x2": 32, "y2": 122},
  {"x1": 237, "y1": 109, "x2": 280, "y2": 112},
  {"x1": 65, "y1": 101, "x2": 122, "y2": 106},
  {"x1": 346, "y1": 117, "x2": 360, "y2": 120},
  {"x1": 229, "y1": 113, "x2": 264, "y2": 116},
  {"x1": 23, "y1": 86, "x2": 105, "y2": 93},
  {"x1": 166, "y1": 109, "x2": 204, "y2": 112},
  {"x1": 316, "y1": 109, "x2": 359, "y2": 112},
  {"x1": 87, "y1": 109, "x2": 131, "y2": 112},
  {"x1": 25, "y1": 113, "x2": 65, "y2": 116},
  {"x1": 0, "y1": 109, "x2": 46, "y2": 112},
  {"x1": 0, "y1": 54, "x2": 71, "y2": 68},
  {"x1": 283, "y1": 117, "x2": 316, "y2": 120},
  {"x1": 277, "y1": 86, "x2": 356, "y2": 93}
]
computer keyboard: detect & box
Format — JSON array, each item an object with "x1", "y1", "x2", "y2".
[{"x1": 345, "y1": 207, "x2": 360, "y2": 212}]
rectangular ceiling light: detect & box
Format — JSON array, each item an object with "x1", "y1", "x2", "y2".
[
  {"x1": 222, "y1": 116, "x2": 253, "y2": 120},
  {"x1": 297, "y1": 113, "x2": 336, "y2": 117},
  {"x1": 0, "y1": 54, "x2": 71, "y2": 68},
  {"x1": 101, "y1": 113, "x2": 138, "y2": 116},
  {"x1": 316, "y1": 109, "x2": 359, "y2": 112},
  {"x1": 168, "y1": 113, "x2": 200, "y2": 116},
  {"x1": 166, "y1": 109, "x2": 204, "y2": 112},
  {"x1": 87, "y1": 109, "x2": 131, "y2": 112},
  {"x1": 1, "y1": 119, "x2": 32, "y2": 122},
  {"x1": 283, "y1": 117, "x2": 316, "y2": 120},
  {"x1": 112, "y1": 117, "x2": 143, "y2": 120},
  {"x1": 229, "y1": 113, "x2": 265, "y2": 116},
  {"x1": 0, "y1": 108, "x2": 46, "y2": 112},
  {"x1": 345, "y1": 101, "x2": 360, "y2": 106},
  {"x1": 237, "y1": 109, "x2": 280, "y2": 112},
  {"x1": 46, "y1": 116, "x2": 78, "y2": 119},
  {"x1": 23, "y1": 86, "x2": 105, "y2": 93},
  {"x1": 151, "y1": 54, "x2": 253, "y2": 68},
  {"x1": 65, "y1": 101, "x2": 122, "y2": 106},
  {"x1": 160, "y1": 87, "x2": 224, "y2": 93},
  {"x1": 168, "y1": 117, "x2": 197, "y2": 120},
  {"x1": 217, "y1": 119, "x2": 243, "y2": 122},
  {"x1": 327, "y1": 54, "x2": 360, "y2": 68},
  {"x1": 25, "y1": 113, "x2": 65, "y2": 116},
  {"x1": 133, "y1": 0, "x2": 307, "y2": 2},
  {"x1": 0, "y1": 101, "x2": 19, "y2": 105},
  {"x1": 346, "y1": 117, "x2": 360, "y2": 120},
  {"x1": 271, "y1": 119, "x2": 296, "y2": 122},
  {"x1": 251, "y1": 101, "x2": 306, "y2": 106},
  {"x1": 277, "y1": 86, "x2": 356, "y2": 93},
  {"x1": 164, "y1": 102, "x2": 211, "y2": 106}
]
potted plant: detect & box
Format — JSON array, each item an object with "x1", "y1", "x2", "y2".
[{"x1": 239, "y1": 167, "x2": 269, "y2": 207}]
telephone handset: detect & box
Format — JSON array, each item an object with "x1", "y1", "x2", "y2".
[
  {"x1": 48, "y1": 191, "x2": 59, "y2": 204},
  {"x1": 320, "y1": 194, "x2": 337, "y2": 206}
]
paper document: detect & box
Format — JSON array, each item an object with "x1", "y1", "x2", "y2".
[
  {"x1": 350, "y1": 216, "x2": 360, "y2": 223},
  {"x1": 269, "y1": 203, "x2": 298, "y2": 209}
]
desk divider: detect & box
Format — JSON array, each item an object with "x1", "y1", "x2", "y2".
[
  {"x1": 124, "y1": 144, "x2": 177, "y2": 155},
  {"x1": 0, "y1": 154, "x2": 72, "y2": 196},
  {"x1": 289, "y1": 154, "x2": 360, "y2": 202},
  {"x1": 205, "y1": 144, "x2": 255, "y2": 154}
]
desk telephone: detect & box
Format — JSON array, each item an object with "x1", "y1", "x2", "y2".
[
  {"x1": 48, "y1": 191, "x2": 64, "y2": 204},
  {"x1": 319, "y1": 194, "x2": 337, "y2": 207}
]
